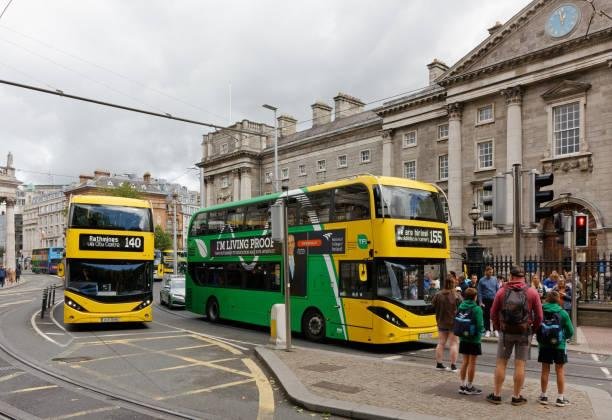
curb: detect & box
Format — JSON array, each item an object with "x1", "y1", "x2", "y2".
[{"x1": 255, "y1": 346, "x2": 449, "y2": 420}]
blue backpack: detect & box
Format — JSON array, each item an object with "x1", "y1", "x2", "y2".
[
  {"x1": 453, "y1": 307, "x2": 476, "y2": 338},
  {"x1": 537, "y1": 311, "x2": 564, "y2": 346}
]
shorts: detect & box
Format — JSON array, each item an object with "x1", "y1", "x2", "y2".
[
  {"x1": 538, "y1": 347, "x2": 568, "y2": 365},
  {"x1": 497, "y1": 332, "x2": 531, "y2": 361},
  {"x1": 438, "y1": 328, "x2": 451, "y2": 333},
  {"x1": 459, "y1": 341, "x2": 482, "y2": 356}
]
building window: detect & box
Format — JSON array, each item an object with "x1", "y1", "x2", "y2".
[
  {"x1": 298, "y1": 164, "x2": 306, "y2": 176},
  {"x1": 402, "y1": 130, "x2": 417, "y2": 148},
  {"x1": 281, "y1": 168, "x2": 289, "y2": 180},
  {"x1": 438, "y1": 154, "x2": 448, "y2": 180},
  {"x1": 403, "y1": 160, "x2": 416, "y2": 180},
  {"x1": 360, "y1": 150, "x2": 371, "y2": 164},
  {"x1": 220, "y1": 143, "x2": 228, "y2": 154},
  {"x1": 440, "y1": 195, "x2": 449, "y2": 222},
  {"x1": 316, "y1": 159, "x2": 326, "y2": 172},
  {"x1": 476, "y1": 140, "x2": 494, "y2": 170},
  {"x1": 337, "y1": 155, "x2": 347, "y2": 168},
  {"x1": 265, "y1": 172, "x2": 272, "y2": 184},
  {"x1": 553, "y1": 101, "x2": 580, "y2": 156},
  {"x1": 476, "y1": 104, "x2": 494, "y2": 124},
  {"x1": 437, "y1": 123, "x2": 449, "y2": 140},
  {"x1": 221, "y1": 175, "x2": 229, "y2": 188}
]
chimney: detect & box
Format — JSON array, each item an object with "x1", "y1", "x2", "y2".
[
  {"x1": 488, "y1": 21, "x2": 503, "y2": 35},
  {"x1": 427, "y1": 59, "x2": 449, "y2": 85},
  {"x1": 143, "y1": 172, "x2": 151, "y2": 184},
  {"x1": 311, "y1": 101, "x2": 332, "y2": 126},
  {"x1": 93, "y1": 169, "x2": 110, "y2": 178},
  {"x1": 333, "y1": 93, "x2": 365, "y2": 120},
  {"x1": 78, "y1": 174, "x2": 94, "y2": 184},
  {"x1": 277, "y1": 114, "x2": 297, "y2": 137}
]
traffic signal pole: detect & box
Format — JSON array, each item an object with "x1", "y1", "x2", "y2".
[
  {"x1": 513, "y1": 163, "x2": 522, "y2": 264},
  {"x1": 570, "y1": 218, "x2": 578, "y2": 340}
]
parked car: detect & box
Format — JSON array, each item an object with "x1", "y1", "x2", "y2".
[{"x1": 160, "y1": 275, "x2": 185, "y2": 308}]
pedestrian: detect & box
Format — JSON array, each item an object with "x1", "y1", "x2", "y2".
[
  {"x1": 543, "y1": 270, "x2": 559, "y2": 292},
  {"x1": 477, "y1": 266, "x2": 499, "y2": 338},
  {"x1": 537, "y1": 290, "x2": 574, "y2": 407},
  {"x1": 486, "y1": 266, "x2": 543, "y2": 406},
  {"x1": 553, "y1": 277, "x2": 572, "y2": 314},
  {"x1": 459, "y1": 275, "x2": 471, "y2": 297},
  {"x1": 470, "y1": 274, "x2": 479, "y2": 289},
  {"x1": 456, "y1": 287, "x2": 484, "y2": 395},
  {"x1": 0, "y1": 264, "x2": 5, "y2": 288},
  {"x1": 531, "y1": 274, "x2": 544, "y2": 299},
  {"x1": 15, "y1": 264, "x2": 21, "y2": 283},
  {"x1": 432, "y1": 274, "x2": 462, "y2": 372}
]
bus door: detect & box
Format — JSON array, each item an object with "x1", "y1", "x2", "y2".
[{"x1": 338, "y1": 262, "x2": 373, "y2": 331}]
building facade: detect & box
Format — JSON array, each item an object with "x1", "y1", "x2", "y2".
[
  {"x1": 198, "y1": 0, "x2": 612, "y2": 269},
  {"x1": 22, "y1": 186, "x2": 67, "y2": 259}
]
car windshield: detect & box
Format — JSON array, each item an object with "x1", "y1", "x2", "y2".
[
  {"x1": 66, "y1": 259, "x2": 152, "y2": 297},
  {"x1": 171, "y1": 279, "x2": 185, "y2": 289},
  {"x1": 376, "y1": 259, "x2": 443, "y2": 303},
  {"x1": 374, "y1": 185, "x2": 445, "y2": 222},
  {"x1": 70, "y1": 203, "x2": 153, "y2": 232}
]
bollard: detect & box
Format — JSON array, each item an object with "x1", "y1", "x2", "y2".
[
  {"x1": 269, "y1": 304, "x2": 287, "y2": 349},
  {"x1": 51, "y1": 286, "x2": 56, "y2": 306},
  {"x1": 41, "y1": 288, "x2": 48, "y2": 319}
]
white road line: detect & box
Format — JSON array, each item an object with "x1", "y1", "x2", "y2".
[
  {"x1": 0, "y1": 299, "x2": 34, "y2": 308},
  {"x1": 50, "y1": 301, "x2": 69, "y2": 334},
  {"x1": 30, "y1": 310, "x2": 68, "y2": 347},
  {"x1": 591, "y1": 354, "x2": 601, "y2": 362},
  {"x1": 46, "y1": 405, "x2": 119, "y2": 419},
  {"x1": 8, "y1": 385, "x2": 58, "y2": 394},
  {"x1": 601, "y1": 367, "x2": 611, "y2": 379},
  {"x1": 45, "y1": 333, "x2": 65, "y2": 336},
  {"x1": 0, "y1": 372, "x2": 24, "y2": 382},
  {"x1": 153, "y1": 320, "x2": 251, "y2": 351},
  {"x1": 383, "y1": 355, "x2": 402, "y2": 360}
]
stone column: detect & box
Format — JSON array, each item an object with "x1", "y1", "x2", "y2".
[
  {"x1": 502, "y1": 86, "x2": 523, "y2": 226},
  {"x1": 232, "y1": 169, "x2": 241, "y2": 202},
  {"x1": 205, "y1": 176, "x2": 214, "y2": 206},
  {"x1": 447, "y1": 103, "x2": 463, "y2": 231},
  {"x1": 5, "y1": 198, "x2": 16, "y2": 272},
  {"x1": 240, "y1": 168, "x2": 252, "y2": 200},
  {"x1": 381, "y1": 130, "x2": 393, "y2": 176}
]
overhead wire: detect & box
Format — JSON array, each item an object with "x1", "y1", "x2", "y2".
[{"x1": 0, "y1": 0, "x2": 14, "y2": 21}]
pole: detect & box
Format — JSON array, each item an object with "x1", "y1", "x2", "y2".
[
  {"x1": 283, "y1": 194, "x2": 292, "y2": 351},
  {"x1": 512, "y1": 163, "x2": 522, "y2": 264},
  {"x1": 273, "y1": 109, "x2": 279, "y2": 193},
  {"x1": 570, "y1": 212, "x2": 578, "y2": 338},
  {"x1": 172, "y1": 194, "x2": 178, "y2": 275},
  {"x1": 200, "y1": 167, "x2": 205, "y2": 208}
]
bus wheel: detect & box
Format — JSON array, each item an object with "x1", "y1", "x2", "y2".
[
  {"x1": 302, "y1": 309, "x2": 325, "y2": 342},
  {"x1": 206, "y1": 298, "x2": 220, "y2": 322}
]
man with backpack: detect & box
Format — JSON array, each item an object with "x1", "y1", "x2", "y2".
[
  {"x1": 486, "y1": 266, "x2": 543, "y2": 406},
  {"x1": 537, "y1": 290, "x2": 574, "y2": 407},
  {"x1": 454, "y1": 287, "x2": 484, "y2": 395}
]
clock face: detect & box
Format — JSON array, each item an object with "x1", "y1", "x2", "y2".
[{"x1": 546, "y1": 4, "x2": 581, "y2": 38}]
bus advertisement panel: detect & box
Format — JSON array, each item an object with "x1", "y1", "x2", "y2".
[
  {"x1": 186, "y1": 175, "x2": 449, "y2": 344},
  {"x1": 63, "y1": 195, "x2": 155, "y2": 324}
]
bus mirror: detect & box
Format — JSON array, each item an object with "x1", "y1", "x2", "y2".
[{"x1": 358, "y1": 264, "x2": 368, "y2": 282}]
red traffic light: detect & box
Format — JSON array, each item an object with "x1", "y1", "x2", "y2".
[{"x1": 576, "y1": 215, "x2": 586, "y2": 227}]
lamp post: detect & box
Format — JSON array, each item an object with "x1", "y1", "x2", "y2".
[
  {"x1": 468, "y1": 204, "x2": 481, "y2": 244},
  {"x1": 262, "y1": 104, "x2": 279, "y2": 193},
  {"x1": 465, "y1": 204, "x2": 485, "y2": 279}
]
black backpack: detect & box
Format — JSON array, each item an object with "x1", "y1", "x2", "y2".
[
  {"x1": 453, "y1": 307, "x2": 477, "y2": 338},
  {"x1": 537, "y1": 311, "x2": 564, "y2": 346},
  {"x1": 501, "y1": 286, "x2": 529, "y2": 334}
]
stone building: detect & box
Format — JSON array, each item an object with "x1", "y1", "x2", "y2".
[
  {"x1": 0, "y1": 152, "x2": 21, "y2": 270},
  {"x1": 198, "y1": 0, "x2": 612, "y2": 268},
  {"x1": 22, "y1": 186, "x2": 67, "y2": 259}
]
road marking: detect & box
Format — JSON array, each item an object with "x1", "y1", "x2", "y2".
[
  {"x1": 0, "y1": 299, "x2": 33, "y2": 307},
  {"x1": 174, "y1": 344, "x2": 214, "y2": 351},
  {"x1": 383, "y1": 355, "x2": 402, "y2": 360},
  {"x1": 50, "y1": 301, "x2": 69, "y2": 334},
  {"x1": 601, "y1": 367, "x2": 611, "y2": 379},
  {"x1": 153, "y1": 320, "x2": 251, "y2": 352},
  {"x1": 242, "y1": 358, "x2": 275, "y2": 420},
  {"x1": 0, "y1": 372, "x2": 24, "y2": 382},
  {"x1": 30, "y1": 310, "x2": 68, "y2": 347},
  {"x1": 73, "y1": 330, "x2": 180, "y2": 339},
  {"x1": 45, "y1": 333, "x2": 65, "y2": 336},
  {"x1": 592, "y1": 354, "x2": 601, "y2": 362},
  {"x1": 9, "y1": 385, "x2": 59, "y2": 394},
  {"x1": 77, "y1": 334, "x2": 189, "y2": 345},
  {"x1": 46, "y1": 405, "x2": 118, "y2": 419},
  {"x1": 154, "y1": 378, "x2": 256, "y2": 401}
]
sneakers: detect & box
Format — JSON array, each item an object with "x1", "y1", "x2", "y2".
[
  {"x1": 435, "y1": 362, "x2": 447, "y2": 370},
  {"x1": 539, "y1": 395, "x2": 549, "y2": 405},
  {"x1": 511, "y1": 395, "x2": 528, "y2": 406},
  {"x1": 556, "y1": 397, "x2": 570, "y2": 407},
  {"x1": 486, "y1": 393, "x2": 502, "y2": 404},
  {"x1": 459, "y1": 385, "x2": 467, "y2": 394},
  {"x1": 449, "y1": 364, "x2": 458, "y2": 372},
  {"x1": 464, "y1": 386, "x2": 482, "y2": 395},
  {"x1": 485, "y1": 331, "x2": 491, "y2": 338},
  {"x1": 494, "y1": 330, "x2": 500, "y2": 338}
]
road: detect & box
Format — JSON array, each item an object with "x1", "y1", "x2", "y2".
[{"x1": 0, "y1": 273, "x2": 609, "y2": 419}]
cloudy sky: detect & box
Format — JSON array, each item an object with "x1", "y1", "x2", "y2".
[{"x1": 1, "y1": 0, "x2": 531, "y2": 191}]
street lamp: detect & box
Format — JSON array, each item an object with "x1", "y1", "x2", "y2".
[
  {"x1": 468, "y1": 204, "x2": 481, "y2": 244},
  {"x1": 262, "y1": 104, "x2": 279, "y2": 193},
  {"x1": 465, "y1": 203, "x2": 485, "y2": 279}
]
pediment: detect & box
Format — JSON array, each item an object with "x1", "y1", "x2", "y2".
[{"x1": 541, "y1": 80, "x2": 591, "y2": 101}]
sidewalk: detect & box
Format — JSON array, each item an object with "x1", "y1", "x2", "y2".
[{"x1": 256, "y1": 345, "x2": 611, "y2": 420}]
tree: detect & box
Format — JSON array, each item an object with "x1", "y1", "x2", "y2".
[
  {"x1": 100, "y1": 183, "x2": 143, "y2": 199},
  {"x1": 154, "y1": 225, "x2": 172, "y2": 250}
]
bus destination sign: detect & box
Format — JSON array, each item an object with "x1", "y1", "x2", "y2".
[
  {"x1": 79, "y1": 234, "x2": 144, "y2": 252},
  {"x1": 395, "y1": 225, "x2": 446, "y2": 248}
]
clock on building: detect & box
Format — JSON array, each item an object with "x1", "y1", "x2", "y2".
[{"x1": 545, "y1": 4, "x2": 581, "y2": 38}]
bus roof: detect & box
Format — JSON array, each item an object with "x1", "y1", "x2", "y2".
[
  {"x1": 196, "y1": 175, "x2": 439, "y2": 213},
  {"x1": 70, "y1": 195, "x2": 152, "y2": 208}
]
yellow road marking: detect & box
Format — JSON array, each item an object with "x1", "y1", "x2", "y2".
[
  {"x1": 174, "y1": 344, "x2": 214, "y2": 351},
  {"x1": 242, "y1": 358, "x2": 275, "y2": 420},
  {"x1": 55, "y1": 344, "x2": 216, "y2": 365},
  {"x1": 154, "y1": 378, "x2": 256, "y2": 401},
  {"x1": 9, "y1": 385, "x2": 58, "y2": 394},
  {"x1": 77, "y1": 334, "x2": 189, "y2": 346},
  {"x1": 0, "y1": 372, "x2": 24, "y2": 382},
  {"x1": 188, "y1": 334, "x2": 243, "y2": 355},
  {"x1": 45, "y1": 406, "x2": 118, "y2": 419}
]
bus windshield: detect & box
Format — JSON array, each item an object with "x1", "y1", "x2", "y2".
[
  {"x1": 70, "y1": 204, "x2": 153, "y2": 232},
  {"x1": 374, "y1": 185, "x2": 445, "y2": 222},
  {"x1": 375, "y1": 259, "x2": 443, "y2": 304},
  {"x1": 66, "y1": 260, "x2": 152, "y2": 297}
]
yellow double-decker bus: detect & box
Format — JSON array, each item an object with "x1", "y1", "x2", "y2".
[
  {"x1": 64, "y1": 195, "x2": 155, "y2": 324},
  {"x1": 156, "y1": 249, "x2": 187, "y2": 280},
  {"x1": 187, "y1": 175, "x2": 449, "y2": 344}
]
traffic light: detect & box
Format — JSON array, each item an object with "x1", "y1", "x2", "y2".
[
  {"x1": 529, "y1": 171, "x2": 554, "y2": 223},
  {"x1": 575, "y1": 214, "x2": 588, "y2": 247},
  {"x1": 554, "y1": 213, "x2": 572, "y2": 247},
  {"x1": 481, "y1": 175, "x2": 506, "y2": 225}
]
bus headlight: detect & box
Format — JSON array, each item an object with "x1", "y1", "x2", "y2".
[
  {"x1": 133, "y1": 299, "x2": 152, "y2": 311},
  {"x1": 65, "y1": 297, "x2": 87, "y2": 312},
  {"x1": 368, "y1": 306, "x2": 408, "y2": 328}
]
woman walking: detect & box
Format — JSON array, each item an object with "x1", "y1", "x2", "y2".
[{"x1": 432, "y1": 274, "x2": 462, "y2": 372}]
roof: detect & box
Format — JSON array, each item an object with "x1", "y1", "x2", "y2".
[{"x1": 70, "y1": 194, "x2": 152, "y2": 207}]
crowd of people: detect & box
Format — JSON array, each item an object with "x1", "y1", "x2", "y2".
[
  {"x1": 0, "y1": 263, "x2": 21, "y2": 287},
  {"x1": 432, "y1": 265, "x2": 575, "y2": 408}
]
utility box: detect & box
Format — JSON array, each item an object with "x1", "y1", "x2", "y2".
[{"x1": 270, "y1": 304, "x2": 286, "y2": 349}]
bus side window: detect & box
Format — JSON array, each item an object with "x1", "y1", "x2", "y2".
[
  {"x1": 303, "y1": 190, "x2": 330, "y2": 224},
  {"x1": 333, "y1": 184, "x2": 370, "y2": 222},
  {"x1": 286, "y1": 199, "x2": 299, "y2": 227},
  {"x1": 245, "y1": 204, "x2": 269, "y2": 230},
  {"x1": 191, "y1": 213, "x2": 208, "y2": 236},
  {"x1": 207, "y1": 210, "x2": 227, "y2": 234},
  {"x1": 227, "y1": 207, "x2": 245, "y2": 232},
  {"x1": 339, "y1": 262, "x2": 372, "y2": 298}
]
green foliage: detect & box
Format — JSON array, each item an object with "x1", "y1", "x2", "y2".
[
  {"x1": 154, "y1": 225, "x2": 172, "y2": 250},
  {"x1": 100, "y1": 183, "x2": 143, "y2": 199}
]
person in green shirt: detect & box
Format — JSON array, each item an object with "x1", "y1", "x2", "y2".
[
  {"x1": 457, "y1": 287, "x2": 484, "y2": 395},
  {"x1": 537, "y1": 290, "x2": 574, "y2": 407}
]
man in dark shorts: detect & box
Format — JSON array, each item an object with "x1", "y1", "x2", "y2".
[
  {"x1": 486, "y1": 266, "x2": 543, "y2": 406},
  {"x1": 537, "y1": 290, "x2": 574, "y2": 407},
  {"x1": 456, "y1": 287, "x2": 484, "y2": 395}
]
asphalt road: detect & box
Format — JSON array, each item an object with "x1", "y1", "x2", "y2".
[{"x1": 0, "y1": 273, "x2": 609, "y2": 419}]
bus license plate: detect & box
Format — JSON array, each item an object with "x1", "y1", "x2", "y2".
[
  {"x1": 419, "y1": 333, "x2": 433, "y2": 339},
  {"x1": 101, "y1": 317, "x2": 119, "y2": 323}
]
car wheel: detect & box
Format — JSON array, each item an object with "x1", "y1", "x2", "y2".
[
  {"x1": 302, "y1": 309, "x2": 325, "y2": 342},
  {"x1": 168, "y1": 298, "x2": 173, "y2": 309},
  {"x1": 159, "y1": 293, "x2": 164, "y2": 306},
  {"x1": 206, "y1": 297, "x2": 220, "y2": 322}
]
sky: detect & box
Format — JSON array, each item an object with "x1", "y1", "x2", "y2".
[{"x1": 0, "y1": 0, "x2": 532, "y2": 191}]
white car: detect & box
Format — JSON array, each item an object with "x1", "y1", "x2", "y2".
[{"x1": 160, "y1": 275, "x2": 185, "y2": 308}]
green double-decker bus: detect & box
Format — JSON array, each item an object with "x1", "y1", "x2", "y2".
[{"x1": 186, "y1": 175, "x2": 449, "y2": 344}]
